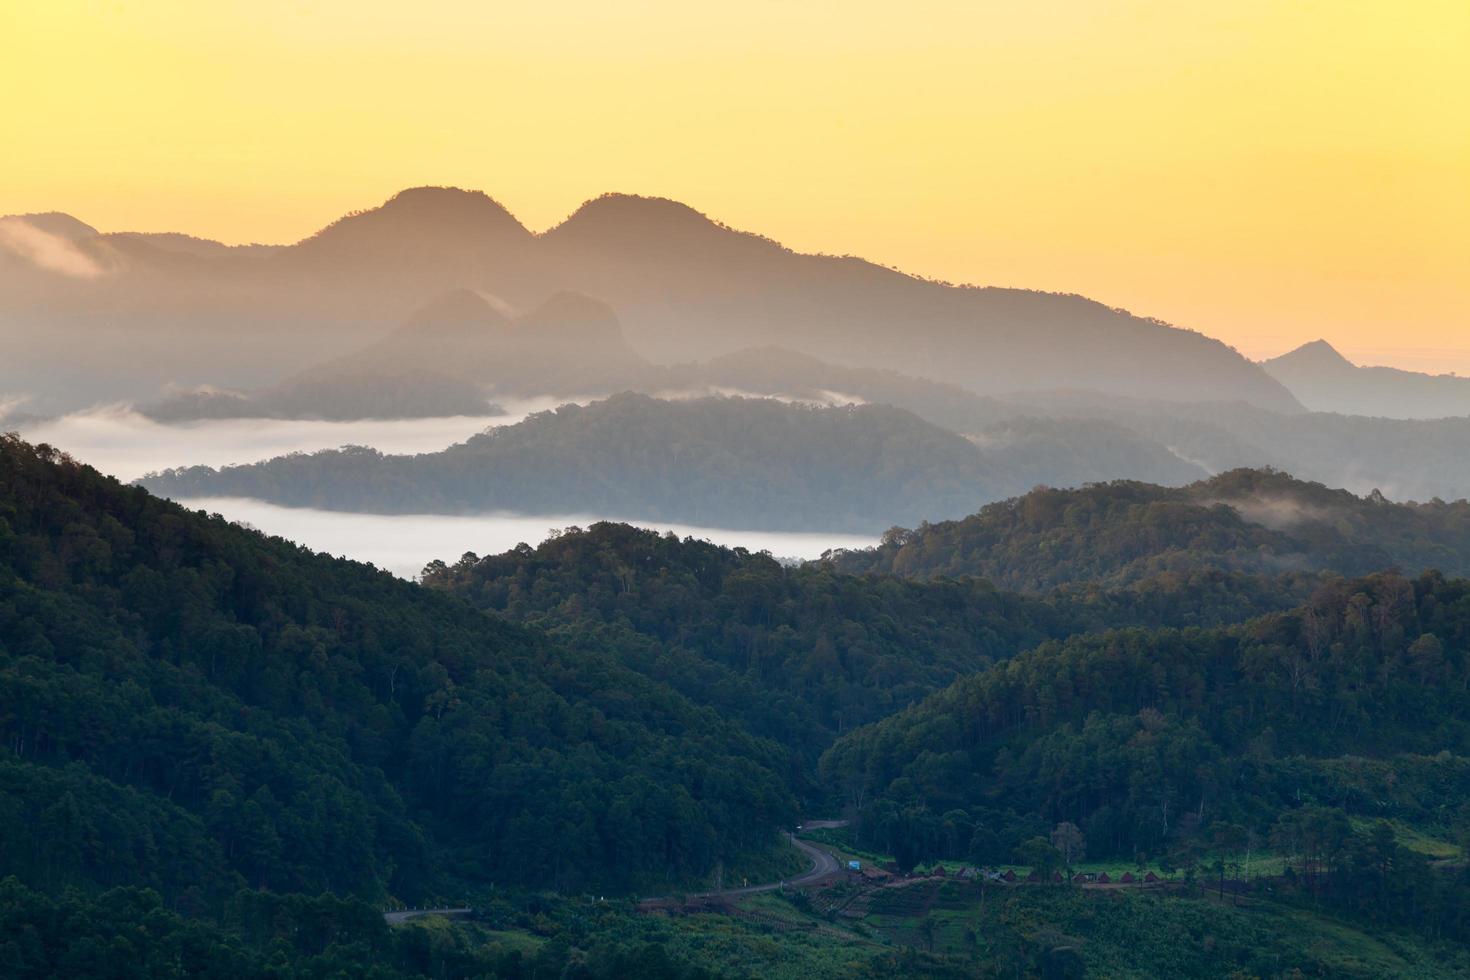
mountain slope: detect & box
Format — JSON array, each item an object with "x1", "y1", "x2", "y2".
[
  {"x1": 819, "y1": 570, "x2": 1470, "y2": 885},
  {"x1": 1264, "y1": 339, "x2": 1470, "y2": 419},
  {"x1": 335, "y1": 288, "x2": 651, "y2": 398},
  {"x1": 538, "y1": 193, "x2": 1302, "y2": 409},
  {"x1": 0, "y1": 434, "x2": 796, "y2": 902},
  {"x1": 827, "y1": 468, "x2": 1470, "y2": 589},
  {"x1": 421, "y1": 523, "x2": 1305, "y2": 768}
]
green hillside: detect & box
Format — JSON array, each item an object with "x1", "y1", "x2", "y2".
[
  {"x1": 820, "y1": 571, "x2": 1470, "y2": 943},
  {"x1": 423, "y1": 522, "x2": 1308, "y2": 777},
  {"x1": 0, "y1": 434, "x2": 795, "y2": 906},
  {"x1": 828, "y1": 469, "x2": 1470, "y2": 590}
]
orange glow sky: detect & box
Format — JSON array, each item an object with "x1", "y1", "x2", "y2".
[{"x1": 3, "y1": 1, "x2": 1467, "y2": 371}]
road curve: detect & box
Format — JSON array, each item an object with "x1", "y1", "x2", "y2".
[
  {"x1": 384, "y1": 906, "x2": 473, "y2": 925},
  {"x1": 389, "y1": 831, "x2": 850, "y2": 919},
  {"x1": 669, "y1": 833, "x2": 845, "y2": 903}
]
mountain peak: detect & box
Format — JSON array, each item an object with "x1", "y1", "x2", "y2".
[
  {"x1": 401, "y1": 288, "x2": 510, "y2": 334},
  {"x1": 300, "y1": 186, "x2": 530, "y2": 248},
  {"x1": 546, "y1": 193, "x2": 735, "y2": 244},
  {"x1": 380, "y1": 185, "x2": 513, "y2": 216},
  {"x1": 519, "y1": 291, "x2": 624, "y2": 344},
  {"x1": 1268, "y1": 339, "x2": 1355, "y2": 369},
  {"x1": 1, "y1": 212, "x2": 98, "y2": 241}
]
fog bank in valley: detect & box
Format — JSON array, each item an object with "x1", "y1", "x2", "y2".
[
  {"x1": 174, "y1": 497, "x2": 875, "y2": 579},
  {"x1": 12, "y1": 405, "x2": 545, "y2": 482},
  {"x1": 7, "y1": 405, "x2": 875, "y2": 576}
]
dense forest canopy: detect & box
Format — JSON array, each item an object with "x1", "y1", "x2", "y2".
[
  {"x1": 829, "y1": 468, "x2": 1470, "y2": 590},
  {"x1": 9, "y1": 432, "x2": 1470, "y2": 975},
  {"x1": 421, "y1": 523, "x2": 1309, "y2": 775},
  {"x1": 820, "y1": 570, "x2": 1470, "y2": 873},
  {"x1": 0, "y1": 434, "x2": 797, "y2": 904}
]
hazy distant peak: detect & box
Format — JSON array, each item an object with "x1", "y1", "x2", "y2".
[
  {"x1": 559, "y1": 192, "x2": 713, "y2": 225},
  {"x1": 300, "y1": 185, "x2": 531, "y2": 248},
  {"x1": 382, "y1": 185, "x2": 518, "y2": 218},
  {"x1": 0, "y1": 213, "x2": 111, "y2": 278},
  {"x1": 546, "y1": 193, "x2": 752, "y2": 247},
  {"x1": 402, "y1": 288, "x2": 510, "y2": 331},
  {"x1": 524, "y1": 290, "x2": 617, "y2": 323},
  {"x1": 1268, "y1": 339, "x2": 1355, "y2": 369},
  {"x1": 2, "y1": 212, "x2": 98, "y2": 241},
  {"x1": 1262, "y1": 336, "x2": 1470, "y2": 419},
  {"x1": 519, "y1": 291, "x2": 624, "y2": 344}
]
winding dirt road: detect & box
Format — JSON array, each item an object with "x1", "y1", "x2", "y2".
[
  {"x1": 659, "y1": 832, "x2": 846, "y2": 904},
  {"x1": 383, "y1": 906, "x2": 473, "y2": 924},
  {"x1": 390, "y1": 825, "x2": 851, "y2": 921}
]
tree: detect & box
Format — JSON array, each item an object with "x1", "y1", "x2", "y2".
[
  {"x1": 1211, "y1": 822, "x2": 1248, "y2": 900},
  {"x1": 1015, "y1": 837, "x2": 1062, "y2": 882},
  {"x1": 1050, "y1": 822, "x2": 1086, "y2": 873}
]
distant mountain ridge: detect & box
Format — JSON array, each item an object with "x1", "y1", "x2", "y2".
[
  {"x1": 136, "y1": 391, "x2": 1232, "y2": 531},
  {"x1": 1263, "y1": 339, "x2": 1470, "y2": 419},
  {"x1": 0, "y1": 186, "x2": 1301, "y2": 413},
  {"x1": 139, "y1": 393, "x2": 1003, "y2": 532}
]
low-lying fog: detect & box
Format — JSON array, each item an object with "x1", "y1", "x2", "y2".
[
  {"x1": 11, "y1": 403, "x2": 562, "y2": 481},
  {"x1": 13, "y1": 406, "x2": 874, "y2": 576},
  {"x1": 175, "y1": 497, "x2": 875, "y2": 579}
]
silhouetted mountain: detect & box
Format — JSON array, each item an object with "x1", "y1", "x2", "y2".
[
  {"x1": 139, "y1": 288, "x2": 647, "y2": 420},
  {"x1": 290, "y1": 187, "x2": 536, "y2": 284},
  {"x1": 0, "y1": 188, "x2": 1301, "y2": 413},
  {"x1": 398, "y1": 286, "x2": 511, "y2": 335},
  {"x1": 2, "y1": 212, "x2": 98, "y2": 240},
  {"x1": 539, "y1": 194, "x2": 1301, "y2": 409},
  {"x1": 1264, "y1": 340, "x2": 1470, "y2": 419},
  {"x1": 302, "y1": 289, "x2": 649, "y2": 401},
  {"x1": 827, "y1": 468, "x2": 1470, "y2": 589}
]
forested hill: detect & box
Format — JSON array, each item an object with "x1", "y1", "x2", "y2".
[
  {"x1": 10, "y1": 432, "x2": 1470, "y2": 974},
  {"x1": 422, "y1": 523, "x2": 1307, "y2": 762},
  {"x1": 818, "y1": 571, "x2": 1470, "y2": 897},
  {"x1": 140, "y1": 393, "x2": 999, "y2": 532},
  {"x1": 827, "y1": 468, "x2": 1470, "y2": 590},
  {"x1": 0, "y1": 433, "x2": 797, "y2": 904}
]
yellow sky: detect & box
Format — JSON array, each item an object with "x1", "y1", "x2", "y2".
[{"x1": 3, "y1": 1, "x2": 1467, "y2": 371}]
